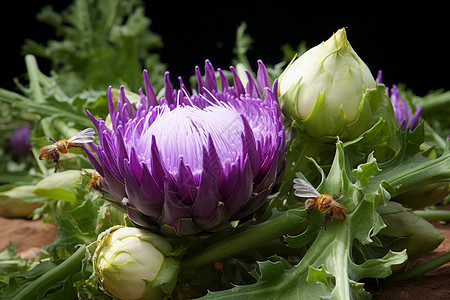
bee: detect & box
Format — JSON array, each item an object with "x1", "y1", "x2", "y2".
[
  {"x1": 87, "y1": 171, "x2": 103, "y2": 190},
  {"x1": 293, "y1": 178, "x2": 347, "y2": 229},
  {"x1": 39, "y1": 128, "x2": 95, "y2": 172}
]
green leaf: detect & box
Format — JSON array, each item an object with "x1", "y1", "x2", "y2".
[{"x1": 33, "y1": 171, "x2": 83, "y2": 202}]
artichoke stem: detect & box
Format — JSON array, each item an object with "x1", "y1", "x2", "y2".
[
  {"x1": 380, "y1": 251, "x2": 450, "y2": 287},
  {"x1": 180, "y1": 209, "x2": 305, "y2": 269},
  {"x1": 413, "y1": 209, "x2": 450, "y2": 221}
]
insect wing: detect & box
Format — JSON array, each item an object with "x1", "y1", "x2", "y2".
[
  {"x1": 46, "y1": 137, "x2": 57, "y2": 143},
  {"x1": 68, "y1": 128, "x2": 95, "y2": 143},
  {"x1": 39, "y1": 145, "x2": 56, "y2": 159},
  {"x1": 293, "y1": 178, "x2": 320, "y2": 198}
]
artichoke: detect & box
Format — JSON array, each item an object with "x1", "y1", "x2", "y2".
[
  {"x1": 83, "y1": 60, "x2": 286, "y2": 235},
  {"x1": 278, "y1": 28, "x2": 376, "y2": 140},
  {"x1": 93, "y1": 225, "x2": 179, "y2": 300}
]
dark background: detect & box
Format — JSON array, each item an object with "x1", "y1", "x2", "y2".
[{"x1": 2, "y1": 1, "x2": 450, "y2": 96}]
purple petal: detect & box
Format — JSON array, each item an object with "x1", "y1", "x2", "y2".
[
  {"x1": 164, "y1": 72, "x2": 174, "y2": 105},
  {"x1": 195, "y1": 65, "x2": 204, "y2": 95},
  {"x1": 160, "y1": 179, "x2": 191, "y2": 224},
  {"x1": 124, "y1": 160, "x2": 162, "y2": 218},
  {"x1": 234, "y1": 188, "x2": 270, "y2": 219},
  {"x1": 120, "y1": 86, "x2": 136, "y2": 119},
  {"x1": 177, "y1": 157, "x2": 197, "y2": 205},
  {"x1": 129, "y1": 147, "x2": 142, "y2": 183},
  {"x1": 150, "y1": 135, "x2": 167, "y2": 192},
  {"x1": 82, "y1": 144, "x2": 104, "y2": 177},
  {"x1": 143, "y1": 69, "x2": 158, "y2": 107},
  {"x1": 245, "y1": 70, "x2": 259, "y2": 99},
  {"x1": 124, "y1": 202, "x2": 159, "y2": 229},
  {"x1": 202, "y1": 135, "x2": 226, "y2": 188},
  {"x1": 102, "y1": 164, "x2": 126, "y2": 201},
  {"x1": 191, "y1": 170, "x2": 221, "y2": 227},
  {"x1": 240, "y1": 114, "x2": 259, "y2": 178},
  {"x1": 140, "y1": 162, "x2": 164, "y2": 206},
  {"x1": 230, "y1": 66, "x2": 245, "y2": 96},
  {"x1": 223, "y1": 155, "x2": 253, "y2": 216},
  {"x1": 376, "y1": 70, "x2": 383, "y2": 84},
  {"x1": 203, "y1": 59, "x2": 217, "y2": 92},
  {"x1": 410, "y1": 105, "x2": 422, "y2": 130},
  {"x1": 218, "y1": 68, "x2": 229, "y2": 90},
  {"x1": 256, "y1": 60, "x2": 271, "y2": 94}
]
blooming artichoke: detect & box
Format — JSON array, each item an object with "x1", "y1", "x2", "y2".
[{"x1": 84, "y1": 60, "x2": 286, "y2": 235}]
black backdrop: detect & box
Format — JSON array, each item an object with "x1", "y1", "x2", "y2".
[{"x1": 3, "y1": 1, "x2": 450, "y2": 96}]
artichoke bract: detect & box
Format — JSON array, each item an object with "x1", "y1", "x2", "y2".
[
  {"x1": 83, "y1": 60, "x2": 286, "y2": 235},
  {"x1": 279, "y1": 28, "x2": 376, "y2": 140},
  {"x1": 94, "y1": 226, "x2": 179, "y2": 300}
]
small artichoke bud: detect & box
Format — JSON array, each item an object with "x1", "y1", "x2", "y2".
[
  {"x1": 279, "y1": 28, "x2": 376, "y2": 140},
  {"x1": 93, "y1": 225, "x2": 180, "y2": 300},
  {"x1": 378, "y1": 201, "x2": 444, "y2": 269}
]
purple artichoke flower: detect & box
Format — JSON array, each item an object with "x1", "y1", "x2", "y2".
[
  {"x1": 377, "y1": 70, "x2": 422, "y2": 131},
  {"x1": 84, "y1": 60, "x2": 286, "y2": 235},
  {"x1": 10, "y1": 125, "x2": 31, "y2": 155}
]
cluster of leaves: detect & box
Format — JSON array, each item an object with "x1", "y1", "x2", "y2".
[
  {"x1": 0, "y1": 169, "x2": 127, "y2": 299},
  {"x1": 22, "y1": 0, "x2": 166, "y2": 95}
]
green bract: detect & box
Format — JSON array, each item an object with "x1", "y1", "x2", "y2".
[
  {"x1": 93, "y1": 226, "x2": 180, "y2": 300},
  {"x1": 279, "y1": 28, "x2": 376, "y2": 140}
]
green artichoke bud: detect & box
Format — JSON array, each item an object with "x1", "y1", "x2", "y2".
[
  {"x1": 378, "y1": 201, "x2": 444, "y2": 269},
  {"x1": 93, "y1": 225, "x2": 180, "y2": 300},
  {"x1": 279, "y1": 28, "x2": 376, "y2": 140}
]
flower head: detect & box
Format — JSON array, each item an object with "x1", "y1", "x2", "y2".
[
  {"x1": 376, "y1": 70, "x2": 422, "y2": 131},
  {"x1": 278, "y1": 28, "x2": 376, "y2": 139},
  {"x1": 94, "y1": 225, "x2": 179, "y2": 300},
  {"x1": 84, "y1": 60, "x2": 286, "y2": 235}
]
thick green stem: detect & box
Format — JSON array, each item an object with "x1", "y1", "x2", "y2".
[
  {"x1": 413, "y1": 210, "x2": 450, "y2": 221},
  {"x1": 181, "y1": 209, "x2": 306, "y2": 269},
  {"x1": 381, "y1": 251, "x2": 450, "y2": 287},
  {"x1": 12, "y1": 245, "x2": 86, "y2": 300}
]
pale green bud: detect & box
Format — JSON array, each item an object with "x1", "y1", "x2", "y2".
[
  {"x1": 93, "y1": 226, "x2": 179, "y2": 300},
  {"x1": 279, "y1": 28, "x2": 376, "y2": 139}
]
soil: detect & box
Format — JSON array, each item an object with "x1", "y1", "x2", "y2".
[{"x1": 0, "y1": 215, "x2": 449, "y2": 299}]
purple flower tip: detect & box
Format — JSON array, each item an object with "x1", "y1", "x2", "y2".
[
  {"x1": 378, "y1": 71, "x2": 422, "y2": 132},
  {"x1": 83, "y1": 60, "x2": 288, "y2": 235}
]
